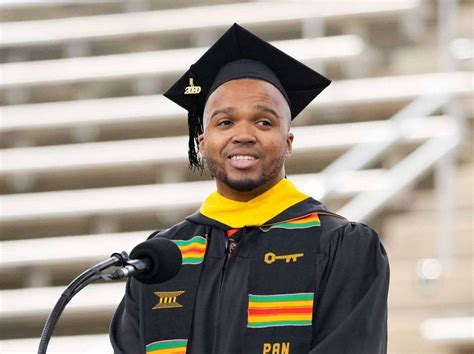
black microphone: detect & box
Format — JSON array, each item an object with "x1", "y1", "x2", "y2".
[
  {"x1": 38, "y1": 237, "x2": 183, "y2": 353},
  {"x1": 110, "y1": 237, "x2": 182, "y2": 284}
]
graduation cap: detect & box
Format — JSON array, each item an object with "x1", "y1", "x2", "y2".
[{"x1": 164, "y1": 23, "x2": 331, "y2": 170}]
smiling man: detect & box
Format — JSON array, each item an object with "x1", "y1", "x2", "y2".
[{"x1": 110, "y1": 24, "x2": 389, "y2": 354}]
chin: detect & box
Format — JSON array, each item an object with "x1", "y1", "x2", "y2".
[
  {"x1": 206, "y1": 156, "x2": 284, "y2": 194},
  {"x1": 224, "y1": 177, "x2": 262, "y2": 193},
  {"x1": 223, "y1": 169, "x2": 280, "y2": 193}
]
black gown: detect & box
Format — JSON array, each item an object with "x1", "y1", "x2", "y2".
[{"x1": 110, "y1": 197, "x2": 389, "y2": 354}]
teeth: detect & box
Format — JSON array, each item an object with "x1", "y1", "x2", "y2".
[{"x1": 231, "y1": 155, "x2": 256, "y2": 160}]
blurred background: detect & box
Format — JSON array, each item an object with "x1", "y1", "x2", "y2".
[{"x1": 0, "y1": 0, "x2": 472, "y2": 353}]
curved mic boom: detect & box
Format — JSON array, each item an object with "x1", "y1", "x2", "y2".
[{"x1": 38, "y1": 237, "x2": 182, "y2": 353}]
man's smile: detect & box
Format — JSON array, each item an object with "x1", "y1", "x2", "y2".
[
  {"x1": 227, "y1": 153, "x2": 260, "y2": 170},
  {"x1": 229, "y1": 155, "x2": 256, "y2": 160}
]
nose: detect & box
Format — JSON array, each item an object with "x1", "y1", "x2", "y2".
[{"x1": 231, "y1": 122, "x2": 257, "y2": 145}]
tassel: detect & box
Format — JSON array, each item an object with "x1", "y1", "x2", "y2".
[
  {"x1": 185, "y1": 66, "x2": 204, "y2": 172},
  {"x1": 187, "y1": 102, "x2": 204, "y2": 172}
]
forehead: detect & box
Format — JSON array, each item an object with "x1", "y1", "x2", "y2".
[{"x1": 204, "y1": 78, "x2": 290, "y2": 115}]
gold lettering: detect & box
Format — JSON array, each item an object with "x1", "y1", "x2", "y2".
[
  {"x1": 263, "y1": 342, "x2": 291, "y2": 353},
  {"x1": 184, "y1": 78, "x2": 202, "y2": 95},
  {"x1": 263, "y1": 343, "x2": 272, "y2": 354},
  {"x1": 272, "y1": 343, "x2": 280, "y2": 354},
  {"x1": 184, "y1": 86, "x2": 201, "y2": 94}
]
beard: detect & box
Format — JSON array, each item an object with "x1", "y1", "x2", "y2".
[{"x1": 204, "y1": 154, "x2": 286, "y2": 193}]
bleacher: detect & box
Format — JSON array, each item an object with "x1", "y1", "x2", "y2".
[{"x1": 0, "y1": 1, "x2": 472, "y2": 353}]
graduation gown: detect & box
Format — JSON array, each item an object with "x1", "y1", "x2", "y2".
[{"x1": 110, "y1": 179, "x2": 389, "y2": 354}]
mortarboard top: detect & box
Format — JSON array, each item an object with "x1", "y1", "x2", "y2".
[{"x1": 164, "y1": 23, "x2": 331, "y2": 170}]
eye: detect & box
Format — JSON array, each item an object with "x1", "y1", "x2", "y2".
[
  {"x1": 217, "y1": 119, "x2": 232, "y2": 127},
  {"x1": 256, "y1": 119, "x2": 272, "y2": 127}
]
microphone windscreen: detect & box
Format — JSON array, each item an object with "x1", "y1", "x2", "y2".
[{"x1": 129, "y1": 238, "x2": 182, "y2": 284}]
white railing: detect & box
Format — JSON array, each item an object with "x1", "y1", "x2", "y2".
[
  {"x1": 313, "y1": 92, "x2": 454, "y2": 200},
  {"x1": 315, "y1": 92, "x2": 465, "y2": 267}
]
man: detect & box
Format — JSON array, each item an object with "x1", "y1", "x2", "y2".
[{"x1": 110, "y1": 23, "x2": 389, "y2": 354}]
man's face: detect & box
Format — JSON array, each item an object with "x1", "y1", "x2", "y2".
[{"x1": 199, "y1": 78, "x2": 293, "y2": 200}]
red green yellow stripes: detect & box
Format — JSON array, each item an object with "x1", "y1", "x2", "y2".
[
  {"x1": 173, "y1": 236, "x2": 206, "y2": 265},
  {"x1": 248, "y1": 293, "x2": 314, "y2": 328},
  {"x1": 146, "y1": 339, "x2": 187, "y2": 353},
  {"x1": 260, "y1": 213, "x2": 321, "y2": 232}
]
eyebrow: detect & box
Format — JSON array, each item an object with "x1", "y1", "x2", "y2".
[
  {"x1": 253, "y1": 105, "x2": 281, "y2": 120},
  {"x1": 210, "y1": 105, "x2": 281, "y2": 120},
  {"x1": 210, "y1": 107, "x2": 234, "y2": 120}
]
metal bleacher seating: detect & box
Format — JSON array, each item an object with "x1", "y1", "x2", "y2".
[
  {"x1": 0, "y1": 0, "x2": 419, "y2": 56},
  {"x1": 1, "y1": 71, "x2": 471, "y2": 146},
  {"x1": 0, "y1": 35, "x2": 364, "y2": 88},
  {"x1": 0, "y1": 116, "x2": 460, "y2": 183},
  {"x1": 0, "y1": 0, "x2": 472, "y2": 353},
  {"x1": 0, "y1": 1, "x2": 127, "y2": 22}
]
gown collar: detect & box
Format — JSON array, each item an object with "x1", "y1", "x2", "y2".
[{"x1": 197, "y1": 178, "x2": 310, "y2": 228}]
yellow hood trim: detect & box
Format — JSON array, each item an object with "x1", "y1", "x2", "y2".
[{"x1": 199, "y1": 179, "x2": 309, "y2": 228}]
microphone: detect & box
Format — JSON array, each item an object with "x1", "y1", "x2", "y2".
[
  {"x1": 110, "y1": 237, "x2": 183, "y2": 284},
  {"x1": 38, "y1": 237, "x2": 182, "y2": 353}
]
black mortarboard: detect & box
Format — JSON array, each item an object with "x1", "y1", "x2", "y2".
[{"x1": 163, "y1": 23, "x2": 331, "y2": 170}]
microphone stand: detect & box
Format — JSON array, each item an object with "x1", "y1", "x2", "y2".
[{"x1": 37, "y1": 252, "x2": 128, "y2": 354}]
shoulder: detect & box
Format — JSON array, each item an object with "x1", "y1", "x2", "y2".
[
  {"x1": 147, "y1": 219, "x2": 204, "y2": 240},
  {"x1": 318, "y1": 212, "x2": 383, "y2": 256},
  {"x1": 316, "y1": 216, "x2": 389, "y2": 283}
]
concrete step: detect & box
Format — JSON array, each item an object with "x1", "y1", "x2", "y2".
[
  {"x1": 0, "y1": 35, "x2": 364, "y2": 104},
  {"x1": 0, "y1": 0, "x2": 227, "y2": 23},
  {"x1": 1, "y1": 315, "x2": 471, "y2": 354},
  {"x1": 388, "y1": 311, "x2": 474, "y2": 354},
  {"x1": 0, "y1": 0, "x2": 126, "y2": 23},
  {"x1": 0, "y1": 282, "x2": 123, "y2": 339},
  {"x1": 382, "y1": 162, "x2": 473, "y2": 260},
  {"x1": 409, "y1": 163, "x2": 474, "y2": 211},
  {"x1": 0, "y1": 334, "x2": 112, "y2": 353},
  {"x1": 0, "y1": 231, "x2": 151, "y2": 289},
  {"x1": 383, "y1": 210, "x2": 473, "y2": 260},
  {"x1": 0, "y1": 117, "x2": 453, "y2": 194},
  {"x1": 0, "y1": 170, "x2": 381, "y2": 240},
  {"x1": 1, "y1": 72, "x2": 471, "y2": 148},
  {"x1": 3, "y1": 315, "x2": 471, "y2": 354},
  {"x1": 388, "y1": 257, "x2": 473, "y2": 311},
  {"x1": 2, "y1": 316, "x2": 470, "y2": 354},
  {"x1": 1, "y1": 258, "x2": 471, "y2": 339},
  {"x1": 0, "y1": 0, "x2": 419, "y2": 62}
]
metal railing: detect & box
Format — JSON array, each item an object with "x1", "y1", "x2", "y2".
[{"x1": 306, "y1": 91, "x2": 465, "y2": 268}]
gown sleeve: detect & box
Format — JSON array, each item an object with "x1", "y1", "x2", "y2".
[
  {"x1": 109, "y1": 278, "x2": 144, "y2": 354},
  {"x1": 309, "y1": 222, "x2": 390, "y2": 354}
]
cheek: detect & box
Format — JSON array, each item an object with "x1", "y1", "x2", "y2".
[
  {"x1": 201, "y1": 133, "x2": 221, "y2": 157},
  {"x1": 265, "y1": 133, "x2": 289, "y2": 153}
]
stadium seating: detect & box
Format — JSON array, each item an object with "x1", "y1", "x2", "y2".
[
  {"x1": 0, "y1": 0, "x2": 126, "y2": 22},
  {"x1": 0, "y1": 1, "x2": 419, "y2": 54},
  {"x1": 0, "y1": 35, "x2": 367, "y2": 105},
  {"x1": 0, "y1": 117, "x2": 455, "y2": 180},
  {"x1": 1, "y1": 72, "x2": 471, "y2": 146},
  {"x1": 0, "y1": 0, "x2": 472, "y2": 353}
]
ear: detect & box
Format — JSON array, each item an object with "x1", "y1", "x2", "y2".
[
  {"x1": 285, "y1": 132, "x2": 294, "y2": 158},
  {"x1": 198, "y1": 133, "x2": 205, "y2": 155}
]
